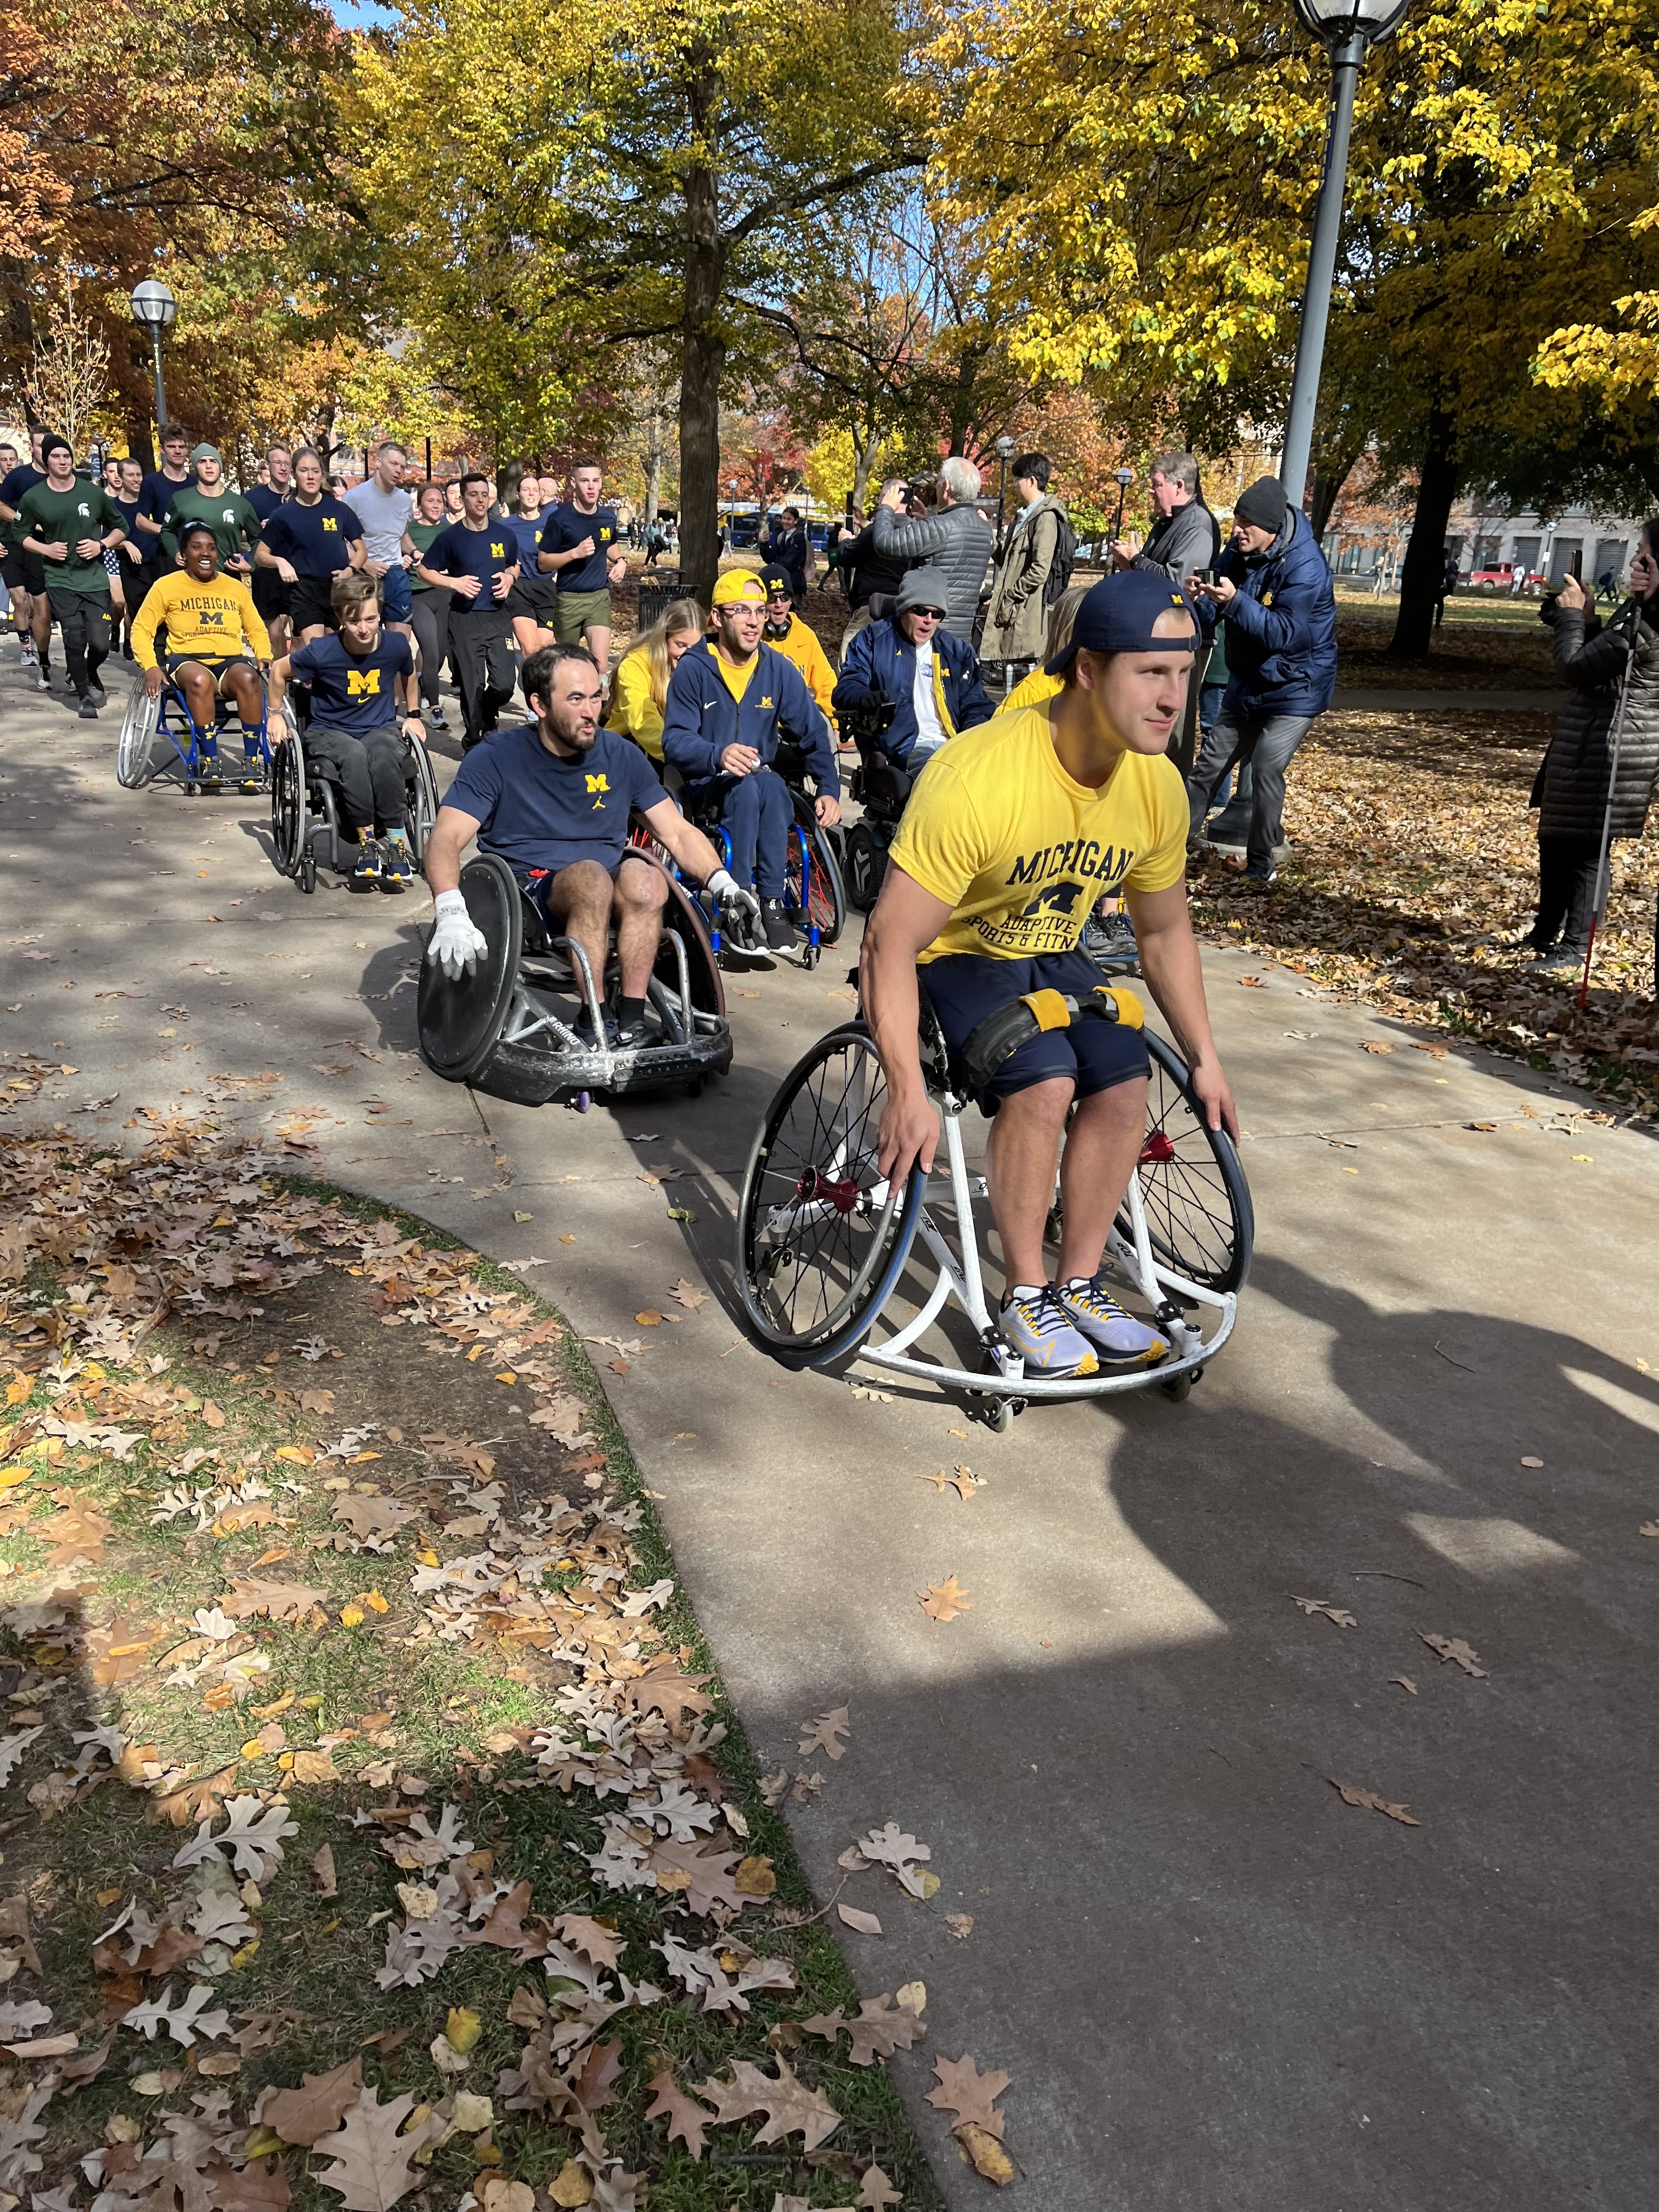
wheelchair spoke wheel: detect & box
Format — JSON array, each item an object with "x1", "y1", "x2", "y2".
[
  {"x1": 406, "y1": 735, "x2": 439, "y2": 863},
  {"x1": 116, "y1": 685, "x2": 161, "y2": 789},
  {"x1": 737, "y1": 1025, "x2": 923, "y2": 1358},
  {"x1": 1115, "y1": 1031, "x2": 1254, "y2": 1294},
  {"x1": 269, "y1": 739, "x2": 304, "y2": 877},
  {"x1": 785, "y1": 819, "x2": 846, "y2": 946}
]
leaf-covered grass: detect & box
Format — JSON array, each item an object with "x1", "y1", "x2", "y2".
[
  {"x1": 1194, "y1": 707, "x2": 1658, "y2": 1116},
  {"x1": 0, "y1": 1127, "x2": 942, "y2": 2211}
]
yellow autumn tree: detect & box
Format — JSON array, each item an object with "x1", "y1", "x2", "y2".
[
  {"x1": 344, "y1": 0, "x2": 923, "y2": 596},
  {"x1": 932, "y1": 0, "x2": 1659, "y2": 648}
]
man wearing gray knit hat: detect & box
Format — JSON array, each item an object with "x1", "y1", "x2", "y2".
[
  {"x1": 833, "y1": 564, "x2": 995, "y2": 773},
  {"x1": 1186, "y1": 475, "x2": 1338, "y2": 883}
]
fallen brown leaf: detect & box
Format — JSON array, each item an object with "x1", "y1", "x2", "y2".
[
  {"x1": 1419, "y1": 1632, "x2": 1487, "y2": 1678},
  {"x1": 918, "y1": 1575, "x2": 972, "y2": 1622},
  {"x1": 927, "y1": 2052, "x2": 1011, "y2": 2139},
  {"x1": 1329, "y1": 1778, "x2": 1421, "y2": 1826}
]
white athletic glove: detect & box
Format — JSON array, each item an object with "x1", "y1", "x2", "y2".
[
  {"x1": 707, "y1": 867, "x2": 762, "y2": 945},
  {"x1": 429, "y1": 889, "x2": 489, "y2": 980}
]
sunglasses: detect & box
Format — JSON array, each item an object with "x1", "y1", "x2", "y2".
[{"x1": 911, "y1": 606, "x2": 946, "y2": 621}]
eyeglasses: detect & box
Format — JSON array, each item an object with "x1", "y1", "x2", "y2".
[{"x1": 911, "y1": 607, "x2": 946, "y2": 621}]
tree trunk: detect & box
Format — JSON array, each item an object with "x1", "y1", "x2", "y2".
[
  {"x1": 1307, "y1": 446, "x2": 1359, "y2": 543},
  {"x1": 1389, "y1": 411, "x2": 1459, "y2": 658},
  {"x1": 678, "y1": 71, "x2": 726, "y2": 605},
  {"x1": 850, "y1": 436, "x2": 874, "y2": 516},
  {"x1": 643, "y1": 396, "x2": 664, "y2": 527}
]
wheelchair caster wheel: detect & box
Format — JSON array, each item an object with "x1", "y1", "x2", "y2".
[
  {"x1": 573, "y1": 1091, "x2": 591, "y2": 1114},
  {"x1": 686, "y1": 1077, "x2": 704, "y2": 1098},
  {"x1": 300, "y1": 855, "x2": 317, "y2": 894},
  {"x1": 802, "y1": 944, "x2": 820, "y2": 971},
  {"x1": 1161, "y1": 1364, "x2": 1201, "y2": 1402},
  {"x1": 988, "y1": 1395, "x2": 1018, "y2": 1434}
]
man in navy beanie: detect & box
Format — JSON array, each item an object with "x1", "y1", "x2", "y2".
[{"x1": 1185, "y1": 475, "x2": 1337, "y2": 883}]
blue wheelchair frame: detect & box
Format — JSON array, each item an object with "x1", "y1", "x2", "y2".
[{"x1": 116, "y1": 663, "x2": 271, "y2": 797}]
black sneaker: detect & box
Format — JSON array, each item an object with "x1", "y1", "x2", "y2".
[
  {"x1": 77, "y1": 694, "x2": 99, "y2": 720},
  {"x1": 352, "y1": 839, "x2": 383, "y2": 887},
  {"x1": 1239, "y1": 866, "x2": 1278, "y2": 886},
  {"x1": 761, "y1": 899, "x2": 798, "y2": 951},
  {"x1": 87, "y1": 675, "x2": 108, "y2": 704}
]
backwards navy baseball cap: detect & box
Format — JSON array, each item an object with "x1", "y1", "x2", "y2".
[{"x1": 1044, "y1": 570, "x2": 1199, "y2": 677}]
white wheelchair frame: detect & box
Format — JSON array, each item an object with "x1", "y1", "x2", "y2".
[{"x1": 740, "y1": 1022, "x2": 1245, "y2": 1420}]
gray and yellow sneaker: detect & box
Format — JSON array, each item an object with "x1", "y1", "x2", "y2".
[
  {"x1": 1052, "y1": 1274, "x2": 1167, "y2": 1365},
  {"x1": 998, "y1": 1285, "x2": 1099, "y2": 1379}
]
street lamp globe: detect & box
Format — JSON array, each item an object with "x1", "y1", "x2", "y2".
[
  {"x1": 994, "y1": 435, "x2": 1016, "y2": 461},
  {"x1": 128, "y1": 278, "x2": 177, "y2": 331},
  {"x1": 1292, "y1": 0, "x2": 1408, "y2": 39}
]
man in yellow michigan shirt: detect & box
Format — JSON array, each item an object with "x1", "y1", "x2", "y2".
[
  {"x1": 131, "y1": 523, "x2": 272, "y2": 788},
  {"x1": 860, "y1": 571, "x2": 1238, "y2": 1379}
]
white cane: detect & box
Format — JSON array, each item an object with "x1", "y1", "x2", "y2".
[{"x1": 1577, "y1": 613, "x2": 1638, "y2": 1010}]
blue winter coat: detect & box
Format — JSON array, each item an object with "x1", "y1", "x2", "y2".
[
  {"x1": 832, "y1": 620, "x2": 995, "y2": 766},
  {"x1": 661, "y1": 641, "x2": 840, "y2": 796},
  {"x1": 1218, "y1": 508, "x2": 1338, "y2": 717}
]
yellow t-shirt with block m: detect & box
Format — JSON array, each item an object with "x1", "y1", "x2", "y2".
[{"x1": 887, "y1": 704, "x2": 1189, "y2": 962}]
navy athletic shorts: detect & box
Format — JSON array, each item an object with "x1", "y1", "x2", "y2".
[{"x1": 919, "y1": 947, "x2": 1149, "y2": 1108}]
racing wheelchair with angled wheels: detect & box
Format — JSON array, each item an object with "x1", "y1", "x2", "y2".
[
  {"x1": 416, "y1": 847, "x2": 733, "y2": 1111},
  {"x1": 269, "y1": 726, "x2": 439, "y2": 894},
  {"x1": 117, "y1": 669, "x2": 272, "y2": 797},
  {"x1": 735, "y1": 983, "x2": 1251, "y2": 1423}
]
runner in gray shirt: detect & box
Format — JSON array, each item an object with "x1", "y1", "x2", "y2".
[{"x1": 345, "y1": 441, "x2": 417, "y2": 645}]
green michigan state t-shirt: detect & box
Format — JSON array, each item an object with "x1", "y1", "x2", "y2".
[
  {"x1": 160, "y1": 484, "x2": 262, "y2": 568},
  {"x1": 15, "y1": 481, "x2": 126, "y2": 594}
]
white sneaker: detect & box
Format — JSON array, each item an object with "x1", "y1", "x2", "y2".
[
  {"x1": 1053, "y1": 1275, "x2": 1167, "y2": 1365},
  {"x1": 998, "y1": 1285, "x2": 1099, "y2": 1378},
  {"x1": 19, "y1": 641, "x2": 36, "y2": 668}
]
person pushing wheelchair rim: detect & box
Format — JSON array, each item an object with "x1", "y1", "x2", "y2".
[
  {"x1": 860, "y1": 571, "x2": 1240, "y2": 1381},
  {"x1": 421, "y1": 642, "x2": 762, "y2": 1048}
]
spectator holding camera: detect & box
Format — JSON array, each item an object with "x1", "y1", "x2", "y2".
[{"x1": 870, "y1": 456, "x2": 995, "y2": 640}]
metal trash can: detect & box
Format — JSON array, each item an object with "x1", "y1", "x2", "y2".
[{"x1": 635, "y1": 575, "x2": 684, "y2": 630}]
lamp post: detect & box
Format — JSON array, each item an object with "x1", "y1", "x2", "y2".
[
  {"x1": 128, "y1": 279, "x2": 178, "y2": 462},
  {"x1": 1279, "y1": 0, "x2": 1410, "y2": 508},
  {"x1": 994, "y1": 434, "x2": 1017, "y2": 536},
  {"x1": 1110, "y1": 465, "x2": 1134, "y2": 549}
]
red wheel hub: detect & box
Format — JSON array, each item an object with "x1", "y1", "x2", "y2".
[
  {"x1": 797, "y1": 1165, "x2": 861, "y2": 1213},
  {"x1": 1139, "y1": 1131, "x2": 1177, "y2": 1165}
]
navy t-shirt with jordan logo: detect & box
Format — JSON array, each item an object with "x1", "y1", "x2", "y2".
[
  {"x1": 420, "y1": 520, "x2": 518, "y2": 600},
  {"x1": 537, "y1": 503, "x2": 620, "y2": 593},
  {"x1": 290, "y1": 632, "x2": 414, "y2": 735},
  {"x1": 259, "y1": 495, "x2": 363, "y2": 579},
  {"x1": 446, "y1": 725, "x2": 667, "y2": 874}
]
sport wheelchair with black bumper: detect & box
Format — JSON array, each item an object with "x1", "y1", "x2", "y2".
[
  {"x1": 268, "y1": 726, "x2": 439, "y2": 894},
  {"x1": 838, "y1": 701, "x2": 907, "y2": 916},
  {"x1": 736, "y1": 981, "x2": 1251, "y2": 1424},
  {"x1": 116, "y1": 668, "x2": 272, "y2": 797},
  {"x1": 416, "y1": 848, "x2": 733, "y2": 1111}
]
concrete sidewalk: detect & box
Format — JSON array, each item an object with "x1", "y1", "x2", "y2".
[{"x1": 4, "y1": 656, "x2": 1657, "y2": 2210}]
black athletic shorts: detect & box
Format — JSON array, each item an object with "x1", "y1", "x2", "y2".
[
  {"x1": 920, "y1": 948, "x2": 1150, "y2": 1109},
  {"x1": 251, "y1": 565, "x2": 290, "y2": 623},
  {"x1": 288, "y1": 575, "x2": 343, "y2": 635},
  {"x1": 1, "y1": 545, "x2": 44, "y2": 595},
  {"x1": 164, "y1": 652, "x2": 253, "y2": 683},
  {"x1": 505, "y1": 572, "x2": 557, "y2": 623}
]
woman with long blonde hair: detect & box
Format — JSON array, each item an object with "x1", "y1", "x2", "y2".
[{"x1": 607, "y1": 596, "x2": 708, "y2": 761}]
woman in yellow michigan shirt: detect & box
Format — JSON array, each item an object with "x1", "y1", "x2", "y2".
[
  {"x1": 607, "y1": 597, "x2": 706, "y2": 761},
  {"x1": 131, "y1": 523, "x2": 272, "y2": 782}
]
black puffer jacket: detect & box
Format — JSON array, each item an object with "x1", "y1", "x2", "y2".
[{"x1": 1538, "y1": 598, "x2": 1659, "y2": 840}]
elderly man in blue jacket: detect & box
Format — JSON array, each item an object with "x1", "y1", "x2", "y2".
[
  {"x1": 662, "y1": 569, "x2": 841, "y2": 951},
  {"x1": 1186, "y1": 476, "x2": 1338, "y2": 883},
  {"x1": 832, "y1": 566, "x2": 995, "y2": 772}
]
